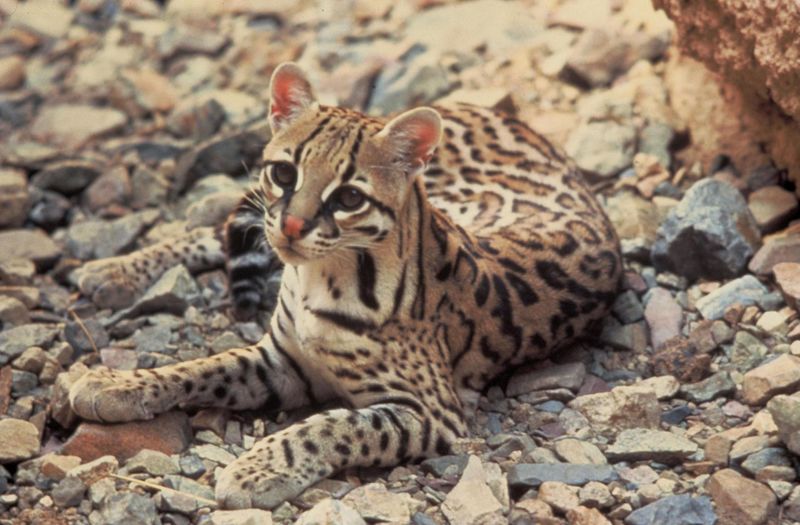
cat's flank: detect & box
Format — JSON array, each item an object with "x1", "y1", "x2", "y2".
[{"x1": 69, "y1": 63, "x2": 621, "y2": 509}]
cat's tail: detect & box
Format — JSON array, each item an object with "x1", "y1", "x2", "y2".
[{"x1": 225, "y1": 188, "x2": 283, "y2": 320}]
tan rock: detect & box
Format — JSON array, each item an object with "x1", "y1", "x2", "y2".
[
  {"x1": 773, "y1": 262, "x2": 800, "y2": 310},
  {"x1": 708, "y1": 468, "x2": 777, "y2": 525},
  {"x1": 705, "y1": 426, "x2": 756, "y2": 465},
  {"x1": 208, "y1": 509, "x2": 273, "y2": 525},
  {"x1": 742, "y1": 354, "x2": 800, "y2": 405},
  {"x1": 295, "y1": 499, "x2": 365, "y2": 525},
  {"x1": 0, "y1": 295, "x2": 28, "y2": 326},
  {"x1": 538, "y1": 481, "x2": 579, "y2": 514},
  {"x1": 0, "y1": 55, "x2": 25, "y2": 90},
  {"x1": 755, "y1": 310, "x2": 790, "y2": 334},
  {"x1": 30, "y1": 104, "x2": 127, "y2": 149},
  {"x1": 40, "y1": 454, "x2": 82, "y2": 481},
  {"x1": 748, "y1": 186, "x2": 799, "y2": 233},
  {"x1": 121, "y1": 68, "x2": 179, "y2": 113},
  {"x1": 0, "y1": 418, "x2": 40, "y2": 463},
  {"x1": 442, "y1": 456, "x2": 504, "y2": 525},
  {"x1": 568, "y1": 385, "x2": 659, "y2": 436},
  {"x1": 342, "y1": 483, "x2": 422, "y2": 523},
  {"x1": 66, "y1": 455, "x2": 118, "y2": 486},
  {"x1": 566, "y1": 506, "x2": 612, "y2": 525},
  {"x1": 0, "y1": 169, "x2": 29, "y2": 228},
  {"x1": 749, "y1": 235, "x2": 800, "y2": 275},
  {"x1": 639, "y1": 375, "x2": 680, "y2": 400},
  {"x1": 553, "y1": 439, "x2": 607, "y2": 465}
]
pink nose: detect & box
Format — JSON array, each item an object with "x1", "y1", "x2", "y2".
[{"x1": 282, "y1": 215, "x2": 305, "y2": 239}]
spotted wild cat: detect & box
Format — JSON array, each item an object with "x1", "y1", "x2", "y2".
[{"x1": 70, "y1": 62, "x2": 622, "y2": 509}]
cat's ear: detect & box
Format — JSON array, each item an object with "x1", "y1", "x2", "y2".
[
  {"x1": 378, "y1": 107, "x2": 442, "y2": 171},
  {"x1": 269, "y1": 63, "x2": 316, "y2": 132}
]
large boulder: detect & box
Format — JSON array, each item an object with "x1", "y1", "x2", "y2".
[
  {"x1": 653, "y1": 0, "x2": 800, "y2": 190},
  {"x1": 651, "y1": 179, "x2": 761, "y2": 281}
]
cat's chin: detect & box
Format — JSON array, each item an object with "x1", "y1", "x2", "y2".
[{"x1": 273, "y1": 244, "x2": 311, "y2": 266}]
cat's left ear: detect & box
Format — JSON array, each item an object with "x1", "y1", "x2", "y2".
[
  {"x1": 378, "y1": 107, "x2": 442, "y2": 172},
  {"x1": 269, "y1": 62, "x2": 316, "y2": 132}
]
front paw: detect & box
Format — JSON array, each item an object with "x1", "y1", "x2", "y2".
[
  {"x1": 75, "y1": 257, "x2": 142, "y2": 309},
  {"x1": 215, "y1": 452, "x2": 309, "y2": 510},
  {"x1": 68, "y1": 367, "x2": 165, "y2": 422}
]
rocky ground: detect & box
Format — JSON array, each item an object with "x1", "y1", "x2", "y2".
[{"x1": 1, "y1": 0, "x2": 799, "y2": 524}]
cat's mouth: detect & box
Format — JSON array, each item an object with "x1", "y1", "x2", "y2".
[{"x1": 272, "y1": 242, "x2": 310, "y2": 265}]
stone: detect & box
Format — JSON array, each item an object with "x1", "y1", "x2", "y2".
[
  {"x1": 124, "y1": 449, "x2": 180, "y2": 476},
  {"x1": 644, "y1": 287, "x2": 682, "y2": 350},
  {"x1": 598, "y1": 318, "x2": 648, "y2": 352},
  {"x1": 568, "y1": 385, "x2": 660, "y2": 436},
  {"x1": 567, "y1": 506, "x2": 612, "y2": 525},
  {"x1": 8, "y1": 0, "x2": 74, "y2": 37},
  {"x1": 64, "y1": 318, "x2": 109, "y2": 355},
  {"x1": 84, "y1": 166, "x2": 132, "y2": 211},
  {"x1": 167, "y1": 97, "x2": 226, "y2": 140},
  {"x1": 749, "y1": 235, "x2": 800, "y2": 275},
  {"x1": 420, "y1": 455, "x2": 469, "y2": 478},
  {"x1": 121, "y1": 68, "x2": 179, "y2": 113},
  {"x1": 565, "y1": 121, "x2": 636, "y2": 178},
  {"x1": 441, "y1": 456, "x2": 504, "y2": 524},
  {"x1": 507, "y1": 464, "x2": 618, "y2": 488},
  {"x1": 208, "y1": 509, "x2": 273, "y2": 525},
  {"x1": 563, "y1": 27, "x2": 633, "y2": 88},
  {"x1": 539, "y1": 481, "x2": 579, "y2": 514},
  {"x1": 0, "y1": 169, "x2": 29, "y2": 228},
  {"x1": 606, "y1": 428, "x2": 698, "y2": 464},
  {"x1": 62, "y1": 411, "x2": 192, "y2": 462},
  {"x1": 578, "y1": 481, "x2": 614, "y2": 509},
  {"x1": 0, "y1": 56, "x2": 25, "y2": 90},
  {"x1": 66, "y1": 455, "x2": 119, "y2": 486},
  {"x1": 554, "y1": 439, "x2": 607, "y2": 465},
  {"x1": 767, "y1": 394, "x2": 800, "y2": 456},
  {"x1": 680, "y1": 371, "x2": 736, "y2": 403},
  {"x1": 0, "y1": 418, "x2": 39, "y2": 463},
  {"x1": 606, "y1": 193, "x2": 660, "y2": 253},
  {"x1": 611, "y1": 290, "x2": 645, "y2": 324},
  {"x1": 194, "y1": 444, "x2": 236, "y2": 466},
  {"x1": 708, "y1": 469, "x2": 777, "y2": 525},
  {"x1": 624, "y1": 495, "x2": 716, "y2": 525},
  {"x1": 100, "y1": 493, "x2": 158, "y2": 525},
  {"x1": 116, "y1": 265, "x2": 200, "y2": 319},
  {"x1": 507, "y1": 362, "x2": 587, "y2": 397},
  {"x1": 652, "y1": 338, "x2": 711, "y2": 383},
  {"x1": 0, "y1": 230, "x2": 60, "y2": 268},
  {"x1": 0, "y1": 295, "x2": 28, "y2": 326},
  {"x1": 695, "y1": 275, "x2": 771, "y2": 320},
  {"x1": 30, "y1": 104, "x2": 127, "y2": 149},
  {"x1": 52, "y1": 476, "x2": 86, "y2": 507},
  {"x1": 0, "y1": 259, "x2": 35, "y2": 285},
  {"x1": 40, "y1": 454, "x2": 82, "y2": 481},
  {"x1": 773, "y1": 262, "x2": 800, "y2": 310},
  {"x1": 162, "y1": 474, "x2": 214, "y2": 502},
  {"x1": 742, "y1": 354, "x2": 800, "y2": 406},
  {"x1": 756, "y1": 310, "x2": 790, "y2": 334},
  {"x1": 0, "y1": 323, "x2": 60, "y2": 366},
  {"x1": 66, "y1": 209, "x2": 160, "y2": 260},
  {"x1": 741, "y1": 448, "x2": 792, "y2": 477},
  {"x1": 343, "y1": 483, "x2": 421, "y2": 523},
  {"x1": 31, "y1": 160, "x2": 102, "y2": 195},
  {"x1": 295, "y1": 499, "x2": 366, "y2": 525},
  {"x1": 651, "y1": 179, "x2": 761, "y2": 281},
  {"x1": 748, "y1": 186, "x2": 799, "y2": 233},
  {"x1": 638, "y1": 375, "x2": 680, "y2": 400}
]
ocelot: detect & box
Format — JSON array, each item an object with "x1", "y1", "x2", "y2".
[{"x1": 69, "y1": 62, "x2": 622, "y2": 509}]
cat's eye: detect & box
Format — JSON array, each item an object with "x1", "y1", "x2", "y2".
[
  {"x1": 335, "y1": 186, "x2": 366, "y2": 211},
  {"x1": 271, "y1": 162, "x2": 297, "y2": 189}
]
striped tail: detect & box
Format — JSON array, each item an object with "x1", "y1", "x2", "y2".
[{"x1": 225, "y1": 188, "x2": 283, "y2": 320}]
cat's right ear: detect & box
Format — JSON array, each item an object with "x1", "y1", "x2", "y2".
[{"x1": 269, "y1": 63, "x2": 316, "y2": 132}]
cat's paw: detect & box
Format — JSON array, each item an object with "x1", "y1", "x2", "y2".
[
  {"x1": 74, "y1": 257, "x2": 145, "y2": 309},
  {"x1": 215, "y1": 452, "x2": 307, "y2": 510},
  {"x1": 68, "y1": 367, "x2": 171, "y2": 422}
]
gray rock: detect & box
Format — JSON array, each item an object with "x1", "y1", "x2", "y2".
[
  {"x1": 606, "y1": 428, "x2": 698, "y2": 464},
  {"x1": 179, "y1": 453, "x2": 206, "y2": 478},
  {"x1": 100, "y1": 493, "x2": 158, "y2": 525},
  {"x1": 167, "y1": 97, "x2": 226, "y2": 140},
  {"x1": 11, "y1": 370, "x2": 38, "y2": 395},
  {"x1": 115, "y1": 265, "x2": 200, "y2": 320},
  {"x1": 84, "y1": 166, "x2": 132, "y2": 211},
  {"x1": 0, "y1": 323, "x2": 60, "y2": 366},
  {"x1": 741, "y1": 447, "x2": 792, "y2": 476},
  {"x1": 369, "y1": 49, "x2": 455, "y2": 115},
  {"x1": 172, "y1": 126, "x2": 269, "y2": 195},
  {"x1": 639, "y1": 122, "x2": 675, "y2": 169},
  {"x1": 727, "y1": 331, "x2": 767, "y2": 372},
  {"x1": 65, "y1": 209, "x2": 160, "y2": 260},
  {"x1": 695, "y1": 275, "x2": 771, "y2": 320},
  {"x1": 31, "y1": 159, "x2": 102, "y2": 195},
  {"x1": 52, "y1": 476, "x2": 86, "y2": 507},
  {"x1": 767, "y1": 394, "x2": 800, "y2": 456},
  {"x1": 651, "y1": 179, "x2": 761, "y2": 281},
  {"x1": 420, "y1": 454, "x2": 469, "y2": 477},
  {"x1": 563, "y1": 27, "x2": 634, "y2": 88},
  {"x1": 680, "y1": 372, "x2": 736, "y2": 403},
  {"x1": 124, "y1": 449, "x2": 180, "y2": 477},
  {"x1": 28, "y1": 189, "x2": 71, "y2": 230},
  {"x1": 64, "y1": 318, "x2": 109, "y2": 355},
  {"x1": 565, "y1": 121, "x2": 636, "y2": 178},
  {"x1": 162, "y1": 474, "x2": 215, "y2": 502},
  {"x1": 612, "y1": 290, "x2": 644, "y2": 324},
  {"x1": 155, "y1": 490, "x2": 201, "y2": 515},
  {"x1": 507, "y1": 463, "x2": 617, "y2": 488},
  {"x1": 624, "y1": 495, "x2": 716, "y2": 525},
  {"x1": 506, "y1": 362, "x2": 586, "y2": 397}
]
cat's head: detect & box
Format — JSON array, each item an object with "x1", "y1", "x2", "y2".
[{"x1": 258, "y1": 62, "x2": 442, "y2": 266}]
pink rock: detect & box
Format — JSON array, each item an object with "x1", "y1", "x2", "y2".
[
  {"x1": 644, "y1": 287, "x2": 683, "y2": 350},
  {"x1": 774, "y1": 262, "x2": 800, "y2": 309}
]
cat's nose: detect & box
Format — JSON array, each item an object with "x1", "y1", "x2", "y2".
[{"x1": 281, "y1": 214, "x2": 306, "y2": 240}]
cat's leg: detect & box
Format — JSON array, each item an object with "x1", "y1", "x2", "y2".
[
  {"x1": 69, "y1": 333, "x2": 322, "y2": 422},
  {"x1": 215, "y1": 340, "x2": 468, "y2": 509},
  {"x1": 75, "y1": 225, "x2": 226, "y2": 306}
]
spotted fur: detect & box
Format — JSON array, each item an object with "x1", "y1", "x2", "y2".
[{"x1": 70, "y1": 63, "x2": 621, "y2": 509}]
